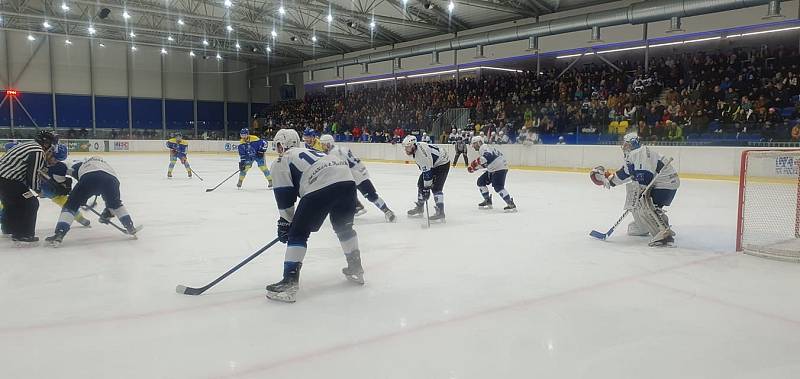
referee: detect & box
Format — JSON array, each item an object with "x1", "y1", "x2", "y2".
[{"x1": 0, "y1": 131, "x2": 56, "y2": 246}]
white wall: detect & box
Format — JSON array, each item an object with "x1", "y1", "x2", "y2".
[
  {"x1": 67, "y1": 139, "x2": 793, "y2": 179},
  {"x1": 0, "y1": 30, "x2": 252, "y2": 103}
]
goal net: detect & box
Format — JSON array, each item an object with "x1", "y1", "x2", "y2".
[{"x1": 737, "y1": 149, "x2": 800, "y2": 262}]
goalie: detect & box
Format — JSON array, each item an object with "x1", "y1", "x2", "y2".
[{"x1": 590, "y1": 133, "x2": 680, "y2": 247}]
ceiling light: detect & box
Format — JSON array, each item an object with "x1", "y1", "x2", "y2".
[
  {"x1": 326, "y1": 13, "x2": 333, "y2": 23},
  {"x1": 235, "y1": 42, "x2": 241, "y2": 49},
  {"x1": 129, "y1": 31, "x2": 136, "y2": 38},
  {"x1": 42, "y1": 21, "x2": 52, "y2": 29},
  {"x1": 98, "y1": 42, "x2": 105, "y2": 47},
  {"x1": 87, "y1": 26, "x2": 96, "y2": 35},
  {"x1": 123, "y1": 11, "x2": 131, "y2": 19},
  {"x1": 226, "y1": 25, "x2": 233, "y2": 32},
  {"x1": 189, "y1": 51, "x2": 196, "y2": 57},
  {"x1": 159, "y1": 48, "x2": 166, "y2": 54},
  {"x1": 447, "y1": 1, "x2": 454, "y2": 12},
  {"x1": 215, "y1": 53, "x2": 222, "y2": 60},
  {"x1": 167, "y1": 35, "x2": 175, "y2": 42},
  {"x1": 224, "y1": 0, "x2": 232, "y2": 7},
  {"x1": 271, "y1": 29, "x2": 277, "y2": 38},
  {"x1": 131, "y1": 45, "x2": 137, "y2": 51},
  {"x1": 311, "y1": 35, "x2": 317, "y2": 42},
  {"x1": 266, "y1": 46, "x2": 272, "y2": 52},
  {"x1": 370, "y1": 21, "x2": 376, "y2": 30},
  {"x1": 27, "y1": 34, "x2": 35, "y2": 41},
  {"x1": 64, "y1": 39, "x2": 72, "y2": 45},
  {"x1": 278, "y1": 6, "x2": 285, "y2": 15},
  {"x1": 402, "y1": 0, "x2": 408, "y2": 5},
  {"x1": 202, "y1": 39, "x2": 209, "y2": 46},
  {"x1": 61, "y1": 2, "x2": 69, "y2": 11},
  {"x1": 177, "y1": 18, "x2": 185, "y2": 26}
]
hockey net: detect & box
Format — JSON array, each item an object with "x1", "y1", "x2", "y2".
[{"x1": 737, "y1": 149, "x2": 800, "y2": 261}]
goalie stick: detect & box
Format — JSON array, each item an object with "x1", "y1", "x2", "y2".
[
  {"x1": 205, "y1": 170, "x2": 239, "y2": 192},
  {"x1": 176, "y1": 237, "x2": 281, "y2": 295},
  {"x1": 590, "y1": 157, "x2": 674, "y2": 240}
]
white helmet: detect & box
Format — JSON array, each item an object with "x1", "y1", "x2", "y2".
[
  {"x1": 471, "y1": 136, "x2": 483, "y2": 145},
  {"x1": 274, "y1": 128, "x2": 301, "y2": 151},
  {"x1": 402, "y1": 135, "x2": 417, "y2": 147},
  {"x1": 320, "y1": 134, "x2": 335, "y2": 146}
]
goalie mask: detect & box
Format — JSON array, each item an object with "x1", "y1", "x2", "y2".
[{"x1": 622, "y1": 132, "x2": 641, "y2": 154}]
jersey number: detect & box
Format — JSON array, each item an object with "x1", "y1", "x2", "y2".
[{"x1": 299, "y1": 150, "x2": 325, "y2": 164}]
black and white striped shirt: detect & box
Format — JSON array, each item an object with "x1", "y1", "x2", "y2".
[{"x1": 0, "y1": 141, "x2": 46, "y2": 190}]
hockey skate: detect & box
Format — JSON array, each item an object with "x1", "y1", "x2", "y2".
[
  {"x1": 98, "y1": 208, "x2": 114, "y2": 224},
  {"x1": 478, "y1": 197, "x2": 493, "y2": 209},
  {"x1": 384, "y1": 209, "x2": 396, "y2": 222},
  {"x1": 76, "y1": 217, "x2": 91, "y2": 227},
  {"x1": 354, "y1": 202, "x2": 367, "y2": 217},
  {"x1": 266, "y1": 277, "x2": 299, "y2": 303},
  {"x1": 407, "y1": 202, "x2": 424, "y2": 217},
  {"x1": 429, "y1": 207, "x2": 446, "y2": 222},
  {"x1": 648, "y1": 229, "x2": 675, "y2": 247},
  {"x1": 45, "y1": 231, "x2": 66, "y2": 247},
  {"x1": 236, "y1": 179, "x2": 243, "y2": 189},
  {"x1": 12, "y1": 236, "x2": 39, "y2": 248},
  {"x1": 187, "y1": 171, "x2": 192, "y2": 178},
  {"x1": 342, "y1": 251, "x2": 365, "y2": 285},
  {"x1": 504, "y1": 201, "x2": 517, "y2": 213},
  {"x1": 167, "y1": 172, "x2": 173, "y2": 178}
]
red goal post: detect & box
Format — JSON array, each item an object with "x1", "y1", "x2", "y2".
[{"x1": 736, "y1": 149, "x2": 800, "y2": 261}]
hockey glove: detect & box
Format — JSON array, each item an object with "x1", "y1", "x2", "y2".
[
  {"x1": 238, "y1": 161, "x2": 247, "y2": 172},
  {"x1": 467, "y1": 159, "x2": 481, "y2": 173},
  {"x1": 590, "y1": 166, "x2": 611, "y2": 189},
  {"x1": 277, "y1": 217, "x2": 291, "y2": 243}
]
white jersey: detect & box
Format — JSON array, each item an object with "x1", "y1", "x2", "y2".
[
  {"x1": 69, "y1": 156, "x2": 118, "y2": 179},
  {"x1": 412, "y1": 143, "x2": 450, "y2": 173},
  {"x1": 327, "y1": 145, "x2": 370, "y2": 184},
  {"x1": 612, "y1": 146, "x2": 680, "y2": 190},
  {"x1": 271, "y1": 147, "x2": 354, "y2": 219},
  {"x1": 476, "y1": 144, "x2": 508, "y2": 173}
]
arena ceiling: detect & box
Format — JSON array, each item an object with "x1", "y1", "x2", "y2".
[{"x1": 0, "y1": 0, "x2": 618, "y2": 66}]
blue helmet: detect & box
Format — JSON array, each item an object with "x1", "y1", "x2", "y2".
[
  {"x1": 303, "y1": 127, "x2": 317, "y2": 137},
  {"x1": 52, "y1": 143, "x2": 69, "y2": 161},
  {"x1": 240, "y1": 128, "x2": 249, "y2": 137}
]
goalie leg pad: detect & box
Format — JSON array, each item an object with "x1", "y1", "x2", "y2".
[{"x1": 634, "y1": 192, "x2": 670, "y2": 237}]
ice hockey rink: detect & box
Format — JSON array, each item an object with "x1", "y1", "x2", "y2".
[{"x1": 1, "y1": 153, "x2": 799, "y2": 379}]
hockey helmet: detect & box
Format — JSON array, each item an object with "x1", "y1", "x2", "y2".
[
  {"x1": 401, "y1": 135, "x2": 417, "y2": 155},
  {"x1": 622, "y1": 132, "x2": 641, "y2": 153},
  {"x1": 34, "y1": 130, "x2": 57, "y2": 148},
  {"x1": 319, "y1": 134, "x2": 335, "y2": 152},
  {"x1": 274, "y1": 128, "x2": 301, "y2": 153},
  {"x1": 303, "y1": 127, "x2": 317, "y2": 137},
  {"x1": 239, "y1": 128, "x2": 250, "y2": 137},
  {"x1": 470, "y1": 135, "x2": 483, "y2": 150},
  {"x1": 52, "y1": 143, "x2": 69, "y2": 161}
]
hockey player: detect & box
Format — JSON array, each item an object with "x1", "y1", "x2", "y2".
[
  {"x1": 303, "y1": 128, "x2": 323, "y2": 151},
  {"x1": 267, "y1": 128, "x2": 364, "y2": 302},
  {"x1": 590, "y1": 132, "x2": 679, "y2": 246},
  {"x1": 237, "y1": 128, "x2": 273, "y2": 189},
  {"x1": 453, "y1": 131, "x2": 469, "y2": 167},
  {"x1": 421, "y1": 132, "x2": 432, "y2": 143},
  {"x1": 319, "y1": 134, "x2": 396, "y2": 222},
  {"x1": 3, "y1": 139, "x2": 18, "y2": 151},
  {"x1": 468, "y1": 136, "x2": 517, "y2": 211},
  {"x1": 166, "y1": 133, "x2": 192, "y2": 178},
  {"x1": 39, "y1": 144, "x2": 91, "y2": 227},
  {"x1": 46, "y1": 156, "x2": 140, "y2": 246},
  {"x1": 402, "y1": 135, "x2": 450, "y2": 221}
]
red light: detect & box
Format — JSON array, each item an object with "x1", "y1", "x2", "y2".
[{"x1": 6, "y1": 90, "x2": 17, "y2": 96}]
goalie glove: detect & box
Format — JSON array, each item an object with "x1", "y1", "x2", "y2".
[
  {"x1": 467, "y1": 159, "x2": 481, "y2": 173},
  {"x1": 590, "y1": 166, "x2": 612, "y2": 189}
]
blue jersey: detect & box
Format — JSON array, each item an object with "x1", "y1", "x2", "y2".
[
  {"x1": 166, "y1": 138, "x2": 188, "y2": 156},
  {"x1": 238, "y1": 136, "x2": 268, "y2": 162},
  {"x1": 3, "y1": 141, "x2": 19, "y2": 152},
  {"x1": 40, "y1": 162, "x2": 71, "y2": 198}
]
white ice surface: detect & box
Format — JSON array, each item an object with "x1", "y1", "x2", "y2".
[{"x1": 1, "y1": 153, "x2": 799, "y2": 379}]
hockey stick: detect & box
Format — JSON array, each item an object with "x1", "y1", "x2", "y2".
[
  {"x1": 423, "y1": 197, "x2": 431, "y2": 229},
  {"x1": 176, "y1": 237, "x2": 281, "y2": 295},
  {"x1": 189, "y1": 168, "x2": 204, "y2": 181},
  {"x1": 590, "y1": 157, "x2": 674, "y2": 240},
  {"x1": 82, "y1": 205, "x2": 129, "y2": 234},
  {"x1": 205, "y1": 170, "x2": 239, "y2": 192}
]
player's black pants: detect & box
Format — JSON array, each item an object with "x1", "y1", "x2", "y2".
[
  {"x1": 0, "y1": 177, "x2": 39, "y2": 238},
  {"x1": 453, "y1": 149, "x2": 469, "y2": 166},
  {"x1": 416, "y1": 164, "x2": 449, "y2": 201},
  {"x1": 288, "y1": 181, "x2": 358, "y2": 246},
  {"x1": 62, "y1": 171, "x2": 123, "y2": 213}
]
